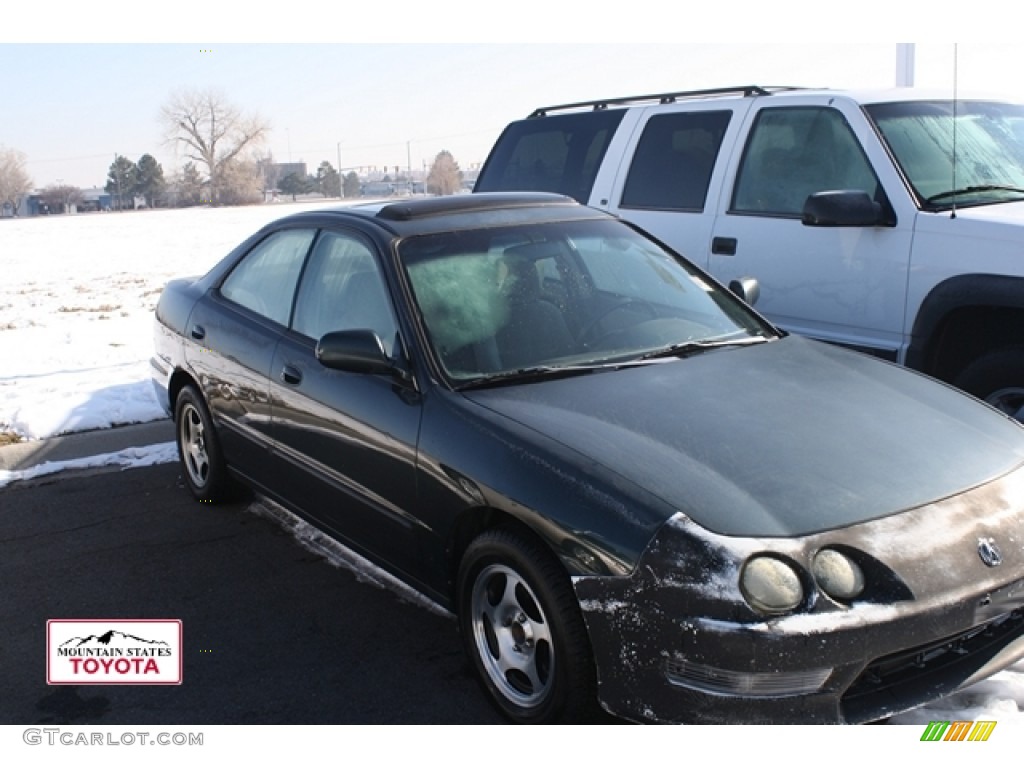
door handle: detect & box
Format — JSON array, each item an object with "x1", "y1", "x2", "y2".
[
  {"x1": 190, "y1": 324, "x2": 206, "y2": 340},
  {"x1": 711, "y1": 237, "x2": 737, "y2": 256},
  {"x1": 281, "y1": 365, "x2": 302, "y2": 385}
]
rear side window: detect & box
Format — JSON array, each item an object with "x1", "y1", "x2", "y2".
[
  {"x1": 620, "y1": 110, "x2": 731, "y2": 211},
  {"x1": 474, "y1": 110, "x2": 625, "y2": 203},
  {"x1": 220, "y1": 229, "x2": 316, "y2": 326}
]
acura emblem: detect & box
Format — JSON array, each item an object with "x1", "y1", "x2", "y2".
[{"x1": 978, "y1": 538, "x2": 1003, "y2": 567}]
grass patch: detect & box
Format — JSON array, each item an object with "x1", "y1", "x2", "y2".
[{"x1": 0, "y1": 431, "x2": 22, "y2": 446}]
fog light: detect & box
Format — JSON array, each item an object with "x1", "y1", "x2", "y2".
[
  {"x1": 665, "y1": 658, "x2": 832, "y2": 697},
  {"x1": 741, "y1": 556, "x2": 803, "y2": 614},
  {"x1": 813, "y1": 549, "x2": 865, "y2": 602}
]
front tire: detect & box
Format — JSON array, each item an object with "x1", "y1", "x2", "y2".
[
  {"x1": 174, "y1": 385, "x2": 231, "y2": 502},
  {"x1": 457, "y1": 529, "x2": 598, "y2": 724},
  {"x1": 953, "y1": 346, "x2": 1024, "y2": 422}
]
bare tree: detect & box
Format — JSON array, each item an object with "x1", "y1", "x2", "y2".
[
  {"x1": 427, "y1": 150, "x2": 463, "y2": 196},
  {"x1": 0, "y1": 147, "x2": 34, "y2": 216},
  {"x1": 160, "y1": 88, "x2": 269, "y2": 205},
  {"x1": 216, "y1": 158, "x2": 264, "y2": 206},
  {"x1": 40, "y1": 184, "x2": 83, "y2": 214}
]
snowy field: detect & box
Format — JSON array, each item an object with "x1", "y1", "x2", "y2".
[{"x1": 1, "y1": 203, "x2": 1023, "y2": 727}]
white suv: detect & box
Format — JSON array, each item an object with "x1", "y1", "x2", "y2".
[{"x1": 475, "y1": 85, "x2": 1024, "y2": 418}]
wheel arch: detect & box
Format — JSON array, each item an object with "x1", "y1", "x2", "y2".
[
  {"x1": 444, "y1": 502, "x2": 634, "y2": 608},
  {"x1": 167, "y1": 367, "x2": 201, "y2": 414},
  {"x1": 446, "y1": 507, "x2": 562, "y2": 604},
  {"x1": 906, "y1": 274, "x2": 1024, "y2": 383}
]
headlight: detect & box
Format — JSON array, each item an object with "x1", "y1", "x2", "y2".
[
  {"x1": 740, "y1": 556, "x2": 803, "y2": 614},
  {"x1": 812, "y1": 548, "x2": 865, "y2": 602}
]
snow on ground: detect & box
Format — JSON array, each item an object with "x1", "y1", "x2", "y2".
[
  {"x1": 0, "y1": 201, "x2": 343, "y2": 440},
  {"x1": 0, "y1": 441, "x2": 177, "y2": 488},
  {"x1": 1, "y1": 203, "x2": 1023, "y2": 725}
]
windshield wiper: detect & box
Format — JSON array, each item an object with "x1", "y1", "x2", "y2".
[
  {"x1": 926, "y1": 185, "x2": 1024, "y2": 204},
  {"x1": 638, "y1": 335, "x2": 770, "y2": 361},
  {"x1": 455, "y1": 358, "x2": 665, "y2": 391}
]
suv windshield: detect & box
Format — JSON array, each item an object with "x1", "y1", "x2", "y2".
[
  {"x1": 399, "y1": 218, "x2": 775, "y2": 385},
  {"x1": 865, "y1": 100, "x2": 1024, "y2": 209}
]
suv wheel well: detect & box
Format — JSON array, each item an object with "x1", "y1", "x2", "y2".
[{"x1": 927, "y1": 306, "x2": 1024, "y2": 383}]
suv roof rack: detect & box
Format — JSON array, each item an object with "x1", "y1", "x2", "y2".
[{"x1": 528, "y1": 85, "x2": 803, "y2": 117}]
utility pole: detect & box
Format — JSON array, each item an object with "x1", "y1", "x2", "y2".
[
  {"x1": 896, "y1": 44, "x2": 915, "y2": 87},
  {"x1": 114, "y1": 153, "x2": 122, "y2": 211},
  {"x1": 337, "y1": 141, "x2": 343, "y2": 198},
  {"x1": 407, "y1": 141, "x2": 413, "y2": 196}
]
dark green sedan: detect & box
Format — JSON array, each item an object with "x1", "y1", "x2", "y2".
[{"x1": 152, "y1": 193, "x2": 1024, "y2": 724}]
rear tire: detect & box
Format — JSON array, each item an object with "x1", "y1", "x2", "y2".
[
  {"x1": 174, "y1": 385, "x2": 232, "y2": 502},
  {"x1": 953, "y1": 346, "x2": 1024, "y2": 422},
  {"x1": 457, "y1": 529, "x2": 598, "y2": 724}
]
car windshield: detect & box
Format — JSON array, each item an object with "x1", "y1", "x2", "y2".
[
  {"x1": 865, "y1": 100, "x2": 1024, "y2": 209},
  {"x1": 399, "y1": 218, "x2": 775, "y2": 385}
]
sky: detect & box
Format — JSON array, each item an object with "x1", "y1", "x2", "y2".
[{"x1": 3, "y1": 3, "x2": 1024, "y2": 190}]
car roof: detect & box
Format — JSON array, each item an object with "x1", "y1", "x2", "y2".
[{"x1": 271, "y1": 192, "x2": 612, "y2": 237}]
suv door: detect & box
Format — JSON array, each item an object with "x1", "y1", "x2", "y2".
[
  {"x1": 706, "y1": 98, "x2": 914, "y2": 358},
  {"x1": 603, "y1": 101, "x2": 751, "y2": 271}
]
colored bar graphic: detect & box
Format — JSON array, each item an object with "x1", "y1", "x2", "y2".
[{"x1": 920, "y1": 720, "x2": 996, "y2": 742}]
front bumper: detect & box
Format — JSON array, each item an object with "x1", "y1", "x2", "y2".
[{"x1": 574, "y1": 465, "x2": 1024, "y2": 723}]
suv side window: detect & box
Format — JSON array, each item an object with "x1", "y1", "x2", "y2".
[
  {"x1": 732, "y1": 107, "x2": 879, "y2": 216},
  {"x1": 291, "y1": 230, "x2": 398, "y2": 355},
  {"x1": 620, "y1": 110, "x2": 731, "y2": 211},
  {"x1": 474, "y1": 110, "x2": 626, "y2": 203},
  {"x1": 220, "y1": 229, "x2": 316, "y2": 326}
]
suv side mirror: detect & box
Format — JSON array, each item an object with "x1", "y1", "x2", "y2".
[
  {"x1": 802, "y1": 190, "x2": 893, "y2": 227},
  {"x1": 729, "y1": 277, "x2": 760, "y2": 306}
]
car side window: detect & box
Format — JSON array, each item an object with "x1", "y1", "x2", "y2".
[
  {"x1": 220, "y1": 229, "x2": 316, "y2": 326},
  {"x1": 732, "y1": 107, "x2": 880, "y2": 216},
  {"x1": 620, "y1": 110, "x2": 731, "y2": 211},
  {"x1": 292, "y1": 230, "x2": 398, "y2": 355}
]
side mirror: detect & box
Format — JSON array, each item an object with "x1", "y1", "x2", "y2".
[
  {"x1": 316, "y1": 329, "x2": 396, "y2": 375},
  {"x1": 729, "y1": 277, "x2": 760, "y2": 306},
  {"x1": 802, "y1": 190, "x2": 891, "y2": 227}
]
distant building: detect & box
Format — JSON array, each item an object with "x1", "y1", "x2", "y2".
[
  {"x1": 78, "y1": 188, "x2": 114, "y2": 212},
  {"x1": 260, "y1": 161, "x2": 308, "y2": 192}
]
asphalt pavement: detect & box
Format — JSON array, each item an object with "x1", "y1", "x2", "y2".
[
  {"x1": 0, "y1": 461, "x2": 502, "y2": 724},
  {"x1": 0, "y1": 420, "x2": 173, "y2": 474}
]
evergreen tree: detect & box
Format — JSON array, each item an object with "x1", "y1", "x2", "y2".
[
  {"x1": 134, "y1": 154, "x2": 166, "y2": 208},
  {"x1": 172, "y1": 162, "x2": 204, "y2": 207},
  {"x1": 279, "y1": 171, "x2": 312, "y2": 201},
  {"x1": 316, "y1": 161, "x2": 341, "y2": 197},
  {"x1": 343, "y1": 171, "x2": 360, "y2": 198},
  {"x1": 105, "y1": 155, "x2": 138, "y2": 210}
]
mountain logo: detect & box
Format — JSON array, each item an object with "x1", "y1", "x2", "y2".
[{"x1": 47, "y1": 619, "x2": 183, "y2": 685}]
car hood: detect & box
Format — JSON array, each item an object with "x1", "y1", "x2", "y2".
[{"x1": 463, "y1": 336, "x2": 1024, "y2": 538}]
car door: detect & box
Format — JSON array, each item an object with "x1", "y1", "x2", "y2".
[
  {"x1": 186, "y1": 227, "x2": 316, "y2": 480},
  {"x1": 268, "y1": 227, "x2": 425, "y2": 578},
  {"x1": 707, "y1": 99, "x2": 915, "y2": 359}
]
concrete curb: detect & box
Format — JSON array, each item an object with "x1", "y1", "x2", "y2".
[{"x1": 0, "y1": 420, "x2": 174, "y2": 473}]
